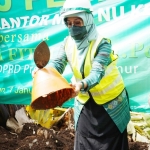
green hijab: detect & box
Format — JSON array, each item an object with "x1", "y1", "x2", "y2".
[{"x1": 64, "y1": 12, "x2": 98, "y2": 71}]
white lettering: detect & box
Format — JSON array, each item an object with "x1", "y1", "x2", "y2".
[
  {"x1": 98, "y1": 4, "x2": 149, "y2": 22},
  {"x1": 51, "y1": 14, "x2": 64, "y2": 25},
  {"x1": 39, "y1": 15, "x2": 49, "y2": 26},
  {"x1": 1, "y1": 18, "x2": 10, "y2": 29},
  {"x1": 29, "y1": 15, "x2": 40, "y2": 26},
  {"x1": 20, "y1": 16, "x2": 30, "y2": 27},
  {"x1": 117, "y1": 66, "x2": 139, "y2": 74},
  {"x1": 10, "y1": 17, "x2": 21, "y2": 28},
  {"x1": 98, "y1": 7, "x2": 111, "y2": 22},
  {"x1": 23, "y1": 65, "x2": 35, "y2": 73},
  {"x1": 14, "y1": 65, "x2": 21, "y2": 73},
  {"x1": 0, "y1": 65, "x2": 21, "y2": 73}
]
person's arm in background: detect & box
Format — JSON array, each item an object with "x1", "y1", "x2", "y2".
[
  {"x1": 49, "y1": 39, "x2": 68, "y2": 74},
  {"x1": 81, "y1": 38, "x2": 112, "y2": 92}
]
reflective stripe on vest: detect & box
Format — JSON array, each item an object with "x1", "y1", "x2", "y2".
[{"x1": 65, "y1": 35, "x2": 125, "y2": 104}]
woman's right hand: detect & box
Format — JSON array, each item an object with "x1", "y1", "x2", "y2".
[
  {"x1": 69, "y1": 82, "x2": 82, "y2": 98},
  {"x1": 32, "y1": 67, "x2": 39, "y2": 78}
]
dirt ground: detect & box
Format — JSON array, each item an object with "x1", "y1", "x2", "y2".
[{"x1": 0, "y1": 110, "x2": 149, "y2": 150}]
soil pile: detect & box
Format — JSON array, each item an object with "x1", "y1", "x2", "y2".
[{"x1": 0, "y1": 108, "x2": 149, "y2": 150}]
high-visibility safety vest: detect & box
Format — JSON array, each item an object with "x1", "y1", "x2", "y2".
[{"x1": 65, "y1": 35, "x2": 125, "y2": 104}]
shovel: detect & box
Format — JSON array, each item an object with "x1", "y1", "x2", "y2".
[
  {"x1": 31, "y1": 41, "x2": 74, "y2": 110},
  {"x1": 34, "y1": 41, "x2": 50, "y2": 68}
]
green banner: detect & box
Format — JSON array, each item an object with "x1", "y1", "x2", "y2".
[{"x1": 0, "y1": 0, "x2": 150, "y2": 112}]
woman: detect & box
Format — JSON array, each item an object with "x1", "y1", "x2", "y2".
[{"x1": 43, "y1": 0, "x2": 130, "y2": 149}]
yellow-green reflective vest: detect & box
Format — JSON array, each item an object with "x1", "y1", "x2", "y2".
[{"x1": 65, "y1": 35, "x2": 125, "y2": 104}]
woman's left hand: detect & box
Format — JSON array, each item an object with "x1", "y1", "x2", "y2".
[{"x1": 69, "y1": 82, "x2": 82, "y2": 98}]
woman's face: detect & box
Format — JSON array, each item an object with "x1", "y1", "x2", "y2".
[{"x1": 65, "y1": 17, "x2": 84, "y2": 28}]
